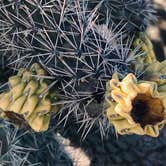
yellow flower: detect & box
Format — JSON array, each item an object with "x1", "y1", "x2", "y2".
[
  {"x1": 0, "y1": 64, "x2": 59, "y2": 132},
  {"x1": 105, "y1": 73, "x2": 166, "y2": 137}
]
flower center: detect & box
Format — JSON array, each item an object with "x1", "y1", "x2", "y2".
[{"x1": 131, "y1": 94, "x2": 165, "y2": 127}]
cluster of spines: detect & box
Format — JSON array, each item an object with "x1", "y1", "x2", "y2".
[
  {"x1": 0, "y1": 119, "x2": 72, "y2": 166},
  {"x1": 84, "y1": 0, "x2": 156, "y2": 33},
  {"x1": 0, "y1": 0, "x2": 155, "y2": 139}
]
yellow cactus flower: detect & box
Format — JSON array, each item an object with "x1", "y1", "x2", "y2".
[
  {"x1": 0, "y1": 64, "x2": 59, "y2": 132},
  {"x1": 105, "y1": 73, "x2": 166, "y2": 137}
]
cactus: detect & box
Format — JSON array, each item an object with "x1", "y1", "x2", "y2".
[
  {"x1": 0, "y1": 119, "x2": 72, "y2": 166},
  {"x1": 0, "y1": 56, "x2": 12, "y2": 87},
  {"x1": 0, "y1": 0, "x2": 126, "y2": 138},
  {"x1": 85, "y1": 0, "x2": 156, "y2": 33},
  {"x1": 0, "y1": 0, "x2": 166, "y2": 165},
  {"x1": 0, "y1": 0, "x2": 158, "y2": 139}
]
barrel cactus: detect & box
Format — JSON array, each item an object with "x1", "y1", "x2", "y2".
[
  {"x1": 0, "y1": 0, "x2": 158, "y2": 139},
  {"x1": 0, "y1": 0, "x2": 165, "y2": 136}
]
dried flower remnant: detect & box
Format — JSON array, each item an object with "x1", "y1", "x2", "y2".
[{"x1": 105, "y1": 73, "x2": 166, "y2": 137}]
